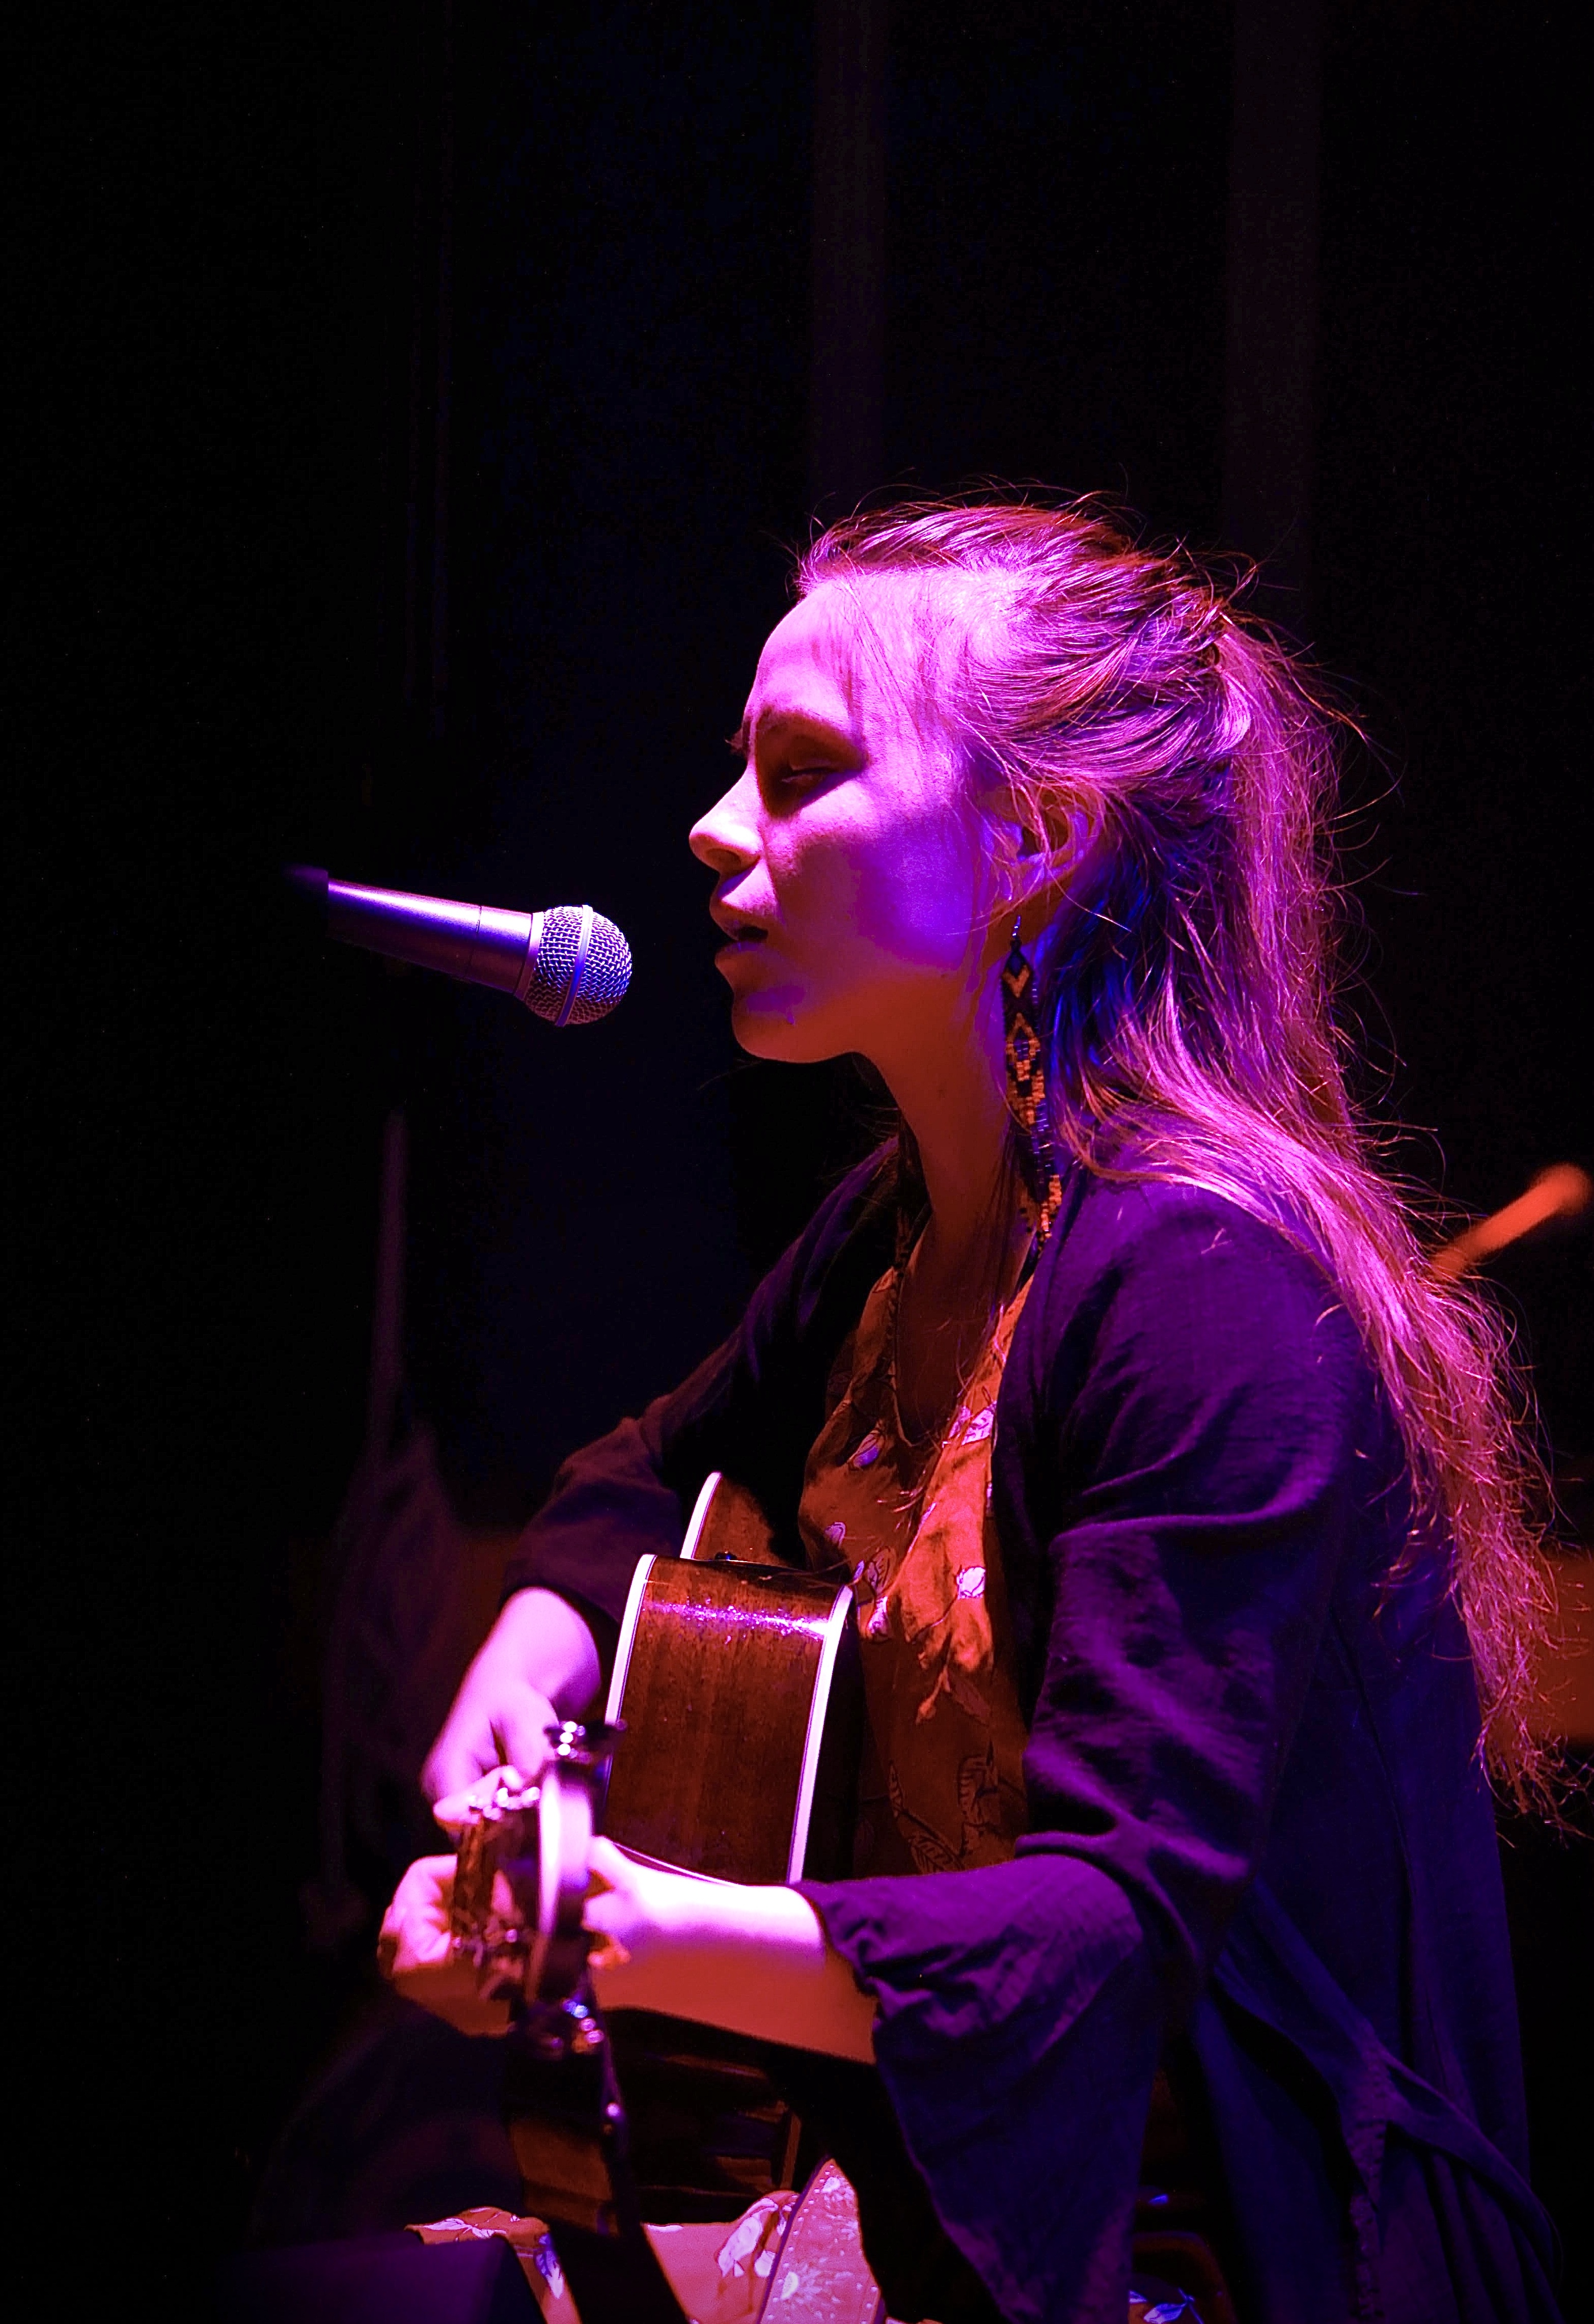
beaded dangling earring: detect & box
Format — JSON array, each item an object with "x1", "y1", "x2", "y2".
[{"x1": 1001, "y1": 917, "x2": 1064, "y2": 1246}]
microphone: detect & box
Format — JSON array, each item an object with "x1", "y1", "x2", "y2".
[{"x1": 288, "y1": 867, "x2": 632, "y2": 1027}]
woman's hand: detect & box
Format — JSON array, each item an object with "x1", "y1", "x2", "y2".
[
  {"x1": 582, "y1": 1834, "x2": 711, "y2": 1977},
  {"x1": 378, "y1": 1821, "x2": 876, "y2": 2062},
  {"x1": 427, "y1": 1762, "x2": 532, "y2": 1844},
  {"x1": 421, "y1": 1588, "x2": 602, "y2": 1803},
  {"x1": 582, "y1": 1837, "x2": 877, "y2": 2062},
  {"x1": 376, "y1": 1854, "x2": 511, "y2": 2038}
]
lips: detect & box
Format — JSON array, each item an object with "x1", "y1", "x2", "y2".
[
  {"x1": 711, "y1": 916, "x2": 772, "y2": 986},
  {"x1": 710, "y1": 906, "x2": 769, "y2": 946}
]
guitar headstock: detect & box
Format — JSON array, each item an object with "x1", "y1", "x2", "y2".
[{"x1": 448, "y1": 1722, "x2": 622, "y2": 2026}]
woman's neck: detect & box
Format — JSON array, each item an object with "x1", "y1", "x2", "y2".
[
  {"x1": 882, "y1": 985, "x2": 1012, "y2": 1261},
  {"x1": 875, "y1": 984, "x2": 1038, "y2": 1435}
]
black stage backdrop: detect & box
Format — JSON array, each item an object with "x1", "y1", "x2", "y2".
[{"x1": 18, "y1": 2, "x2": 1589, "y2": 2311}]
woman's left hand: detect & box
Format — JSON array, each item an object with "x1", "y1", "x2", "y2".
[{"x1": 376, "y1": 1855, "x2": 512, "y2": 2037}]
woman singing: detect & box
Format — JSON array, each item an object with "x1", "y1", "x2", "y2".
[{"x1": 382, "y1": 501, "x2": 1561, "y2": 2322}]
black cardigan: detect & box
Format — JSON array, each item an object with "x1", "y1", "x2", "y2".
[{"x1": 504, "y1": 1156, "x2": 1559, "y2": 2324}]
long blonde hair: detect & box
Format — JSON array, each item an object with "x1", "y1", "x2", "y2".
[{"x1": 800, "y1": 498, "x2": 1554, "y2": 1805}]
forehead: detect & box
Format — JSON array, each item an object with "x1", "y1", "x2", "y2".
[
  {"x1": 744, "y1": 570, "x2": 1014, "y2": 742},
  {"x1": 744, "y1": 575, "x2": 939, "y2": 735},
  {"x1": 743, "y1": 590, "x2": 860, "y2": 729}
]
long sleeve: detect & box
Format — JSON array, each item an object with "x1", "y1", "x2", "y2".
[
  {"x1": 1002, "y1": 1183, "x2": 1376, "y2": 1987},
  {"x1": 798, "y1": 1181, "x2": 1384, "y2": 2322}
]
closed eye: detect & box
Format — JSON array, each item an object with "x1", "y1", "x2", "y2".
[
  {"x1": 771, "y1": 760, "x2": 845, "y2": 797},
  {"x1": 733, "y1": 706, "x2": 864, "y2": 801}
]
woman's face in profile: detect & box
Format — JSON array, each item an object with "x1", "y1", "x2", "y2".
[{"x1": 689, "y1": 580, "x2": 995, "y2": 1073}]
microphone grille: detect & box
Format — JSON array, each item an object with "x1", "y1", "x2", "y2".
[{"x1": 524, "y1": 905, "x2": 633, "y2": 1026}]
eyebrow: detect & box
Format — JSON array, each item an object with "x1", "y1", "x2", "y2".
[{"x1": 728, "y1": 705, "x2": 860, "y2": 760}]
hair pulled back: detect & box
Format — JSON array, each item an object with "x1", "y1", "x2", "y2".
[{"x1": 799, "y1": 497, "x2": 1553, "y2": 1803}]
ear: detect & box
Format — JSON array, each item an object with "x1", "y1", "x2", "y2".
[
  {"x1": 1012, "y1": 798, "x2": 1110, "y2": 946},
  {"x1": 977, "y1": 806, "x2": 1029, "y2": 895}
]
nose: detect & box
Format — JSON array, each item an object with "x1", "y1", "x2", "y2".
[{"x1": 689, "y1": 764, "x2": 760, "y2": 877}]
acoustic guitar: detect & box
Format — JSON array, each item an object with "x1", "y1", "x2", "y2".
[
  {"x1": 446, "y1": 1481, "x2": 1235, "y2": 2324},
  {"x1": 447, "y1": 1473, "x2": 869, "y2": 2320}
]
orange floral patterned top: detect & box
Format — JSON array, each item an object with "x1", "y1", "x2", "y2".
[{"x1": 797, "y1": 1262, "x2": 1032, "y2": 1878}]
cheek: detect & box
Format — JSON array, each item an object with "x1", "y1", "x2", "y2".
[
  {"x1": 764, "y1": 823, "x2": 863, "y2": 938},
  {"x1": 848, "y1": 820, "x2": 983, "y2": 972},
  {"x1": 762, "y1": 787, "x2": 984, "y2": 990}
]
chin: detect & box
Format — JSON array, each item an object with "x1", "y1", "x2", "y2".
[{"x1": 730, "y1": 994, "x2": 843, "y2": 1068}]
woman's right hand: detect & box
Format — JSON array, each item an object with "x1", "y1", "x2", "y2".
[
  {"x1": 421, "y1": 1586, "x2": 602, "y2": 1807},
  {"x1": 581, "y1": 1837, "x2": 878, "y2": 2061}
]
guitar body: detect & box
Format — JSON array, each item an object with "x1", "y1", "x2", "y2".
[{"x1": 602, "y1": 1473, "x2": 862, "y2": 1885}]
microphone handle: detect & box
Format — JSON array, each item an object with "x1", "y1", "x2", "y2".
[{"x1": 325, "y1": 876, "x2": 544, "y2": 1000}]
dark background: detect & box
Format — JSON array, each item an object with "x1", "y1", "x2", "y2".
[{"x1": 19, "y1": 0, "x2": 1589, "y2": 2311}]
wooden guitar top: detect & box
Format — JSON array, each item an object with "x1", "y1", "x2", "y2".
[{"x1": 602, "y1": 1476, "x2": 860, "y2": 1886}]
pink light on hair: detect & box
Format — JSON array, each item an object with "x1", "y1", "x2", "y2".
[{"x1": 800, "y1": 498, "x2": 1555, "y2": 1804}]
